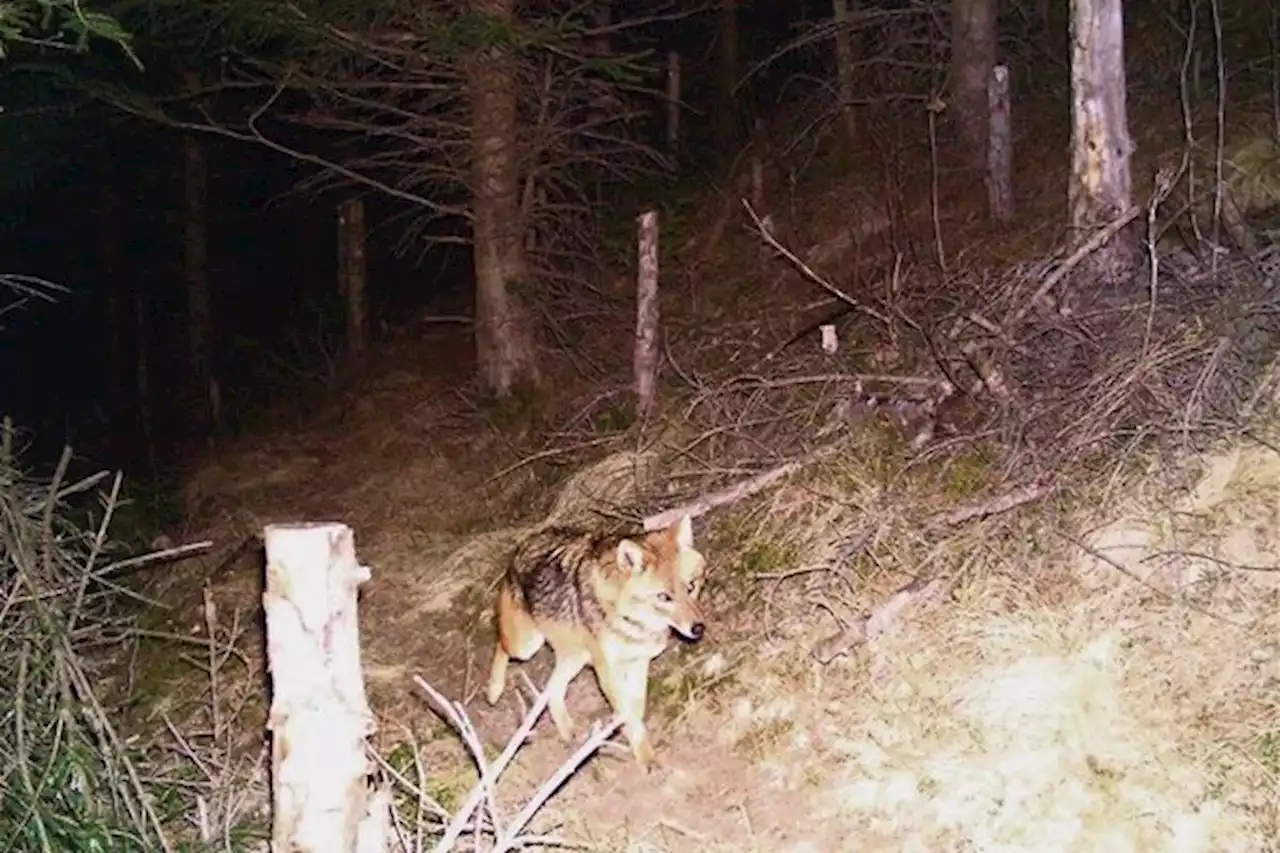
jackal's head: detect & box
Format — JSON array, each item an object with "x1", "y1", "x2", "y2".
[{"x1": 615, "y1": 515, "x2": 708, "y2": 643}]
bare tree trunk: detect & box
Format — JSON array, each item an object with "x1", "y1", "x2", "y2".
[
  {"x1": 1069, "y1": 0, "x2": 1136, "y2": 290},
  {"x1": 467, "y1": 0, "x2": 540, "y2": 396},
  {"x1": 182, "y1": 128, "x2": 213, "y2": 438},
  {"x1": 833, "y1": 0, "x2": 858, "y2": 144},
  {"x1": 134, "y1": 287, "x2": 157, "y2": 481},
  {"x1": 666, "y1": 51, "x2": 681, "y2": 166},
  {"x1": 337, "y1": 197, "x2": 368, "y2": 367},
  {"x1": 634, "y1": 211, "x2": 661, "y2": 422},
  {"x1": 949, "y1": 0, "x2": 998, "y2": 168},
  {"x1": 714, "y1": 0, "x2": 741, "y2": 156},
  {"x1": 986, "y1": 64, "x2": 1015, "y2": 222}
]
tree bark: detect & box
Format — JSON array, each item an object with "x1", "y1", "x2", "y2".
[
  {"x1": 182, "y1": 127, "x2": 213, "y2": 437},
  {"x1": 949, "y1": 0, "x2": 998, "y2": 168},
  {"x1": 337, "y1": 197, "x2": 368, "y2": 367},
  {"x1": 714, "y1": 0, "x2": 741, "y2": 156},
  {"x1": 1068, "y1": 0, "x2": 1136, "y2": 290},
  {"x1": 634, "y1": 210, "x2": 661, "y2": 422},
  {"x1": 134, "y1": 285, "x2": 157, "y2": 480},
  {"x1": 986, "y1": 64, "x2": 1015, "y2": 222},
  {"x1": 833, "y1": 0, "x2": 858, "y2": 144},
  {"x1": 666, "y1": 50, "x2": 681, "y2": 165},
  {"x1": 466, "y1": 0, "x2": 540, "y2": 396}
]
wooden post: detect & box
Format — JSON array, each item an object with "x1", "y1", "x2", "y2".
[
  {"x1": 986, "y1": 64, "x2": 1014, "y2": 222},
  {"x1": 634, "y1": 210, "x2": 661, "y2": 422},
  {"x1": 337, "y1": 198, "x2": 368, "y2": 367},
  {"x1": 263, "y1": 522, "x2": 388, "y2": 853},
  {"x1": 665, "y1": 51, "x2": 681, "y2": 168}
]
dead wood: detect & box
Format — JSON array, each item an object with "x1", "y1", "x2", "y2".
[
  {"x1": 643, "y1": 440, "x2": 847, "y2": 532},
  {"x1": 811, "y1": 576, "x2": 952, "y2": 665},
  {"x1": 923, "y1": 480, "x2": 1057, "y2": 529}
]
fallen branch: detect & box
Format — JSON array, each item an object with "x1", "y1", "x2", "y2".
[
  {"x1": 417, "y1": 676, "x2": 546, "y2": 853},
  {"x1": 811, "y1": 576, "x2": 951, "y2": 665},
  {"x1": 491, "y1": 716, "x2": 623, "y2": 853},
  {"x1": 922, "y1": 480, "x2": 1056, "y2": 529},
  {"x1": 484, "y1": 435, "x2": 624, "y2": 485},
  {"x1": 742, "y1": 198, "x2": 891, "y2": 326},
  {"x1": 643, "y1": 440, "x2": 846, "y2": 532},
  {"x1": 415, "y1": 675, "x2": 623, "y2": 853},
  {"x1": 1006, "y1": 204, "x2": 1143, "y2": 329}
]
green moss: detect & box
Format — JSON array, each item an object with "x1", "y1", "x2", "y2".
[
  {"x1": 733, "y1": 718, "x2": 795, "y2": 760},
  {"x1": 591, "y1": 403, "x2": 634, "y2": 434},
  {"x1": 472, "y1": 379, "x2": 546, "y2": 431},
  {"x1": 426, "y1": 769, "x2": 473, "y2": 813},
  {"x1": 383, "y1": 739, "x2": 479, "y2": 815},
  {"x1": 739, "y1": 540, "x2": 796, "y2": 577},
  {"x1": 1257, "y1": 729, "x2": 1280, "y2": 776},
  {"x1": 647, "y1": 649, "x2": 739, "y2": 722},
  {"x1": 943, "y1": 450, "x2": 993, "y2": 498}
]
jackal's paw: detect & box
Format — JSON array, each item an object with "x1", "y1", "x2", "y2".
[
  {"x1": 549, "y1": 710, "x2": 577, "y2": 742},
  {"x1": 484, "y1": 681, "x2": 503, "y2": 706},
  {"x1": 633, "y1": 739, "x2": 656, "y2": 774}
]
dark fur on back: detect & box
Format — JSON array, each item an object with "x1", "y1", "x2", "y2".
[
  {"x1": 507, "y1": 526, "x2": 626, "y2": 632},
  {"x1": 486, "y1": 514, "x2": 707, "y2": 772}
]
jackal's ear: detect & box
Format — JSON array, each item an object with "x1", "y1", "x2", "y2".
[
  {"x1": 616, "y1": 538, "x2": 647, "y2": 575},
  {"x1": 671, "y1": 514, "x2": 695, "y2": 550}
]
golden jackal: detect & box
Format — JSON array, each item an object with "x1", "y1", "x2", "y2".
[{"x1": 485, "y1": 515, "x2": 708, "y2": 772}]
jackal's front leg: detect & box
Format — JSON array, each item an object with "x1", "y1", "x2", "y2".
[
  {"x1": 610, "y1": 661, "x2": 656, "y2": 772},
  {"x1": 544, "y1": 651, "x2": 590, "y2": 741}
]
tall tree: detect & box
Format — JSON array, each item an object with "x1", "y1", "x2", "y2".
[
  {"x1": 833, "y1": 0, "x2": 858, "y2": 144},
  {"x1": 714, "y1": 0, "x2": 741, "y2": 155},
  {"x1": 949, "y1": 0, "x2": 997, "y2": 168},
  {"x1": 466, "y1": 0, "x2": 540, "y2": 393},
  {"x1": 88, "y1": 0, "x2": 663, "y2": 398},
  {"x1": 181, "y1": 111, "x2": 213, "y2": 436}
]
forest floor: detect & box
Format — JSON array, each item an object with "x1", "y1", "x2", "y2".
[{"x1": 117, "y1": 97, "x2": 1280, "y2": 852}]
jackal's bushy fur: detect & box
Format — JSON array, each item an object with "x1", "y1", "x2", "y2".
[{"x1": 485, "y1": 515, "x2": 708, "y2": 772}]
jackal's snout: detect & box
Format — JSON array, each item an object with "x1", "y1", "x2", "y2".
[
  {"x1": 669, "y1": 597, "x2": 706, "y2": 643},
  {"x1": 678, "y1": 620, "x2": 705, "y2": 642}
]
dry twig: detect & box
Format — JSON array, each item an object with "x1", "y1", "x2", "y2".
[
  {"x1": 811, "y1": 576, "x2": 951, "y2": 665},
  {"x1": 415, "y1": 675, "x2": 622, "y2": 853},
  {"x1": 643, "y1": 440, "x2": 846, "y2": 532}
]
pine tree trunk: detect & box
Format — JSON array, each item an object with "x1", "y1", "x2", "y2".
[
  {"x1": 949, "y1": 0, "x2": 997, "y2": 168},
  {"x1": 833, "y1": 0, "x2": 858, "y2": 144},
  {"x1": 714, "y1": 0, "x2": 741, "y2": 156},
  {"x1": 1068, "y1": 0, "x2": 1136, "y2": 289},
  {"x1": 337, "y1": 198, "x2": 368, "y2": 367},
  {"x1": 134, "y1": 286, "x2": 157, "y2": 480},
  {"x1": 467, "y1": 0, "x2": 540, "y2": 396},
  {"x1": 182, "y1": 130, "x2": 213, "y2": 437}
]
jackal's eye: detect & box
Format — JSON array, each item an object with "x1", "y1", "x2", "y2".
[
  {"x1": 687, "y1": 580, "x2": 698, "y2": 594},
  {"x1": 657, "y1": 591, "x2": 673, "y2": 603}
]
